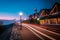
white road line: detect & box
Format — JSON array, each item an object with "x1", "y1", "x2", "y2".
[
  {"x1": 29, "y1": 24, "x2": 60, "y2": 36},
  {"x1": 24, "y1": 26, "x2": 45, "y2": 40},
  {"x1": 23, "y1": 23, "x2": 60, "y2": 36},
  {"x1": 23, "y1": 24, "x2": 56, "y2": 40}
]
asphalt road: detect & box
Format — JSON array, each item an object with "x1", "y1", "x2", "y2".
[{"x1": 22, "y1": 23, "x2": 60, "y2": 40}]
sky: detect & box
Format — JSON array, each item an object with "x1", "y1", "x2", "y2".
[{"x1": 0, "y1": 0, "x2": 60, "y2": 20}]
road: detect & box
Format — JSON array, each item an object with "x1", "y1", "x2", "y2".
[
  {"x1": 22, "y1": 23, "x2": 60, "y2": 40},
  {"x1": 1, "y1": 23, "x2": 60, "y2": 40}
]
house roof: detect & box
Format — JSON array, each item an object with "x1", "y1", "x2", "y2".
[
  {"x1": 48, "y1": 12, "x2": 60, "y2": 18},
  {"x1": 50, "y1": 2, "x2": 60, "y2": 11},
  {"x1": 39, "y1": 9, "x2": 50, "y2": 15},
  {"x1": 44, "y1": 9, "x2": 51, "y2": 14},
  {"x1": 39, "y1": 2, "x2": 60, "y2": 20},
  {"x1": 40, "y1": 12, "x2": 60, "y2": 20}
]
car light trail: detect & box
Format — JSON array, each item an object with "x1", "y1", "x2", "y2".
[
  {"x1": 23, "y1": 24, "x2": 56, "y2": 40},
  {"x1": 29, "y1": 24, "x2": 60, "y2": 36},
  {"x1": 24, "y1": 26, "x2": 45, "y2": 40}
]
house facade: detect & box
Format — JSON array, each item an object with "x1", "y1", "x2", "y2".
[
  {"x1": 39, "y1": 2, "x2": 60, "y2": 24},
  {"x1": 39, "y1": 9, "x2": 50, "y2": 24}
]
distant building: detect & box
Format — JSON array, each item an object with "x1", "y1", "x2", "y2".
[
  {"x1": 29, "y1": 8, "x2": 39, "y2": 19},
  {"x1": 33, "y1": 8, "x2": 39, "y2": 19},
  {"x1": 29, "y1": 8, "x2": 39, "y2": 23}
]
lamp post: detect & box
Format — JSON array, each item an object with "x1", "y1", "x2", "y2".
[{"x1": 19, "y1": 12, "x2": 23, "y2": 30}]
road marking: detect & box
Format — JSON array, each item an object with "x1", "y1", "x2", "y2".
[
  {"x1": 23, "y1": 23, "x2": 60, "y2": 36},
  {"x1": 29, "y1": 24, "x2": 60, "y2": 36},
  {"x1": 23, "y1": 24, "x2": 56, "y2": 40},
  {"x1": 24, "y1": 26, "x2": 45, "y2": 40}
]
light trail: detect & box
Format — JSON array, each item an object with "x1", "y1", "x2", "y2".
[
  {"x1": 23, "y1": 24, "x2": 56, "y2": 40},
  {"x1": 29, "y1": 24, "x2": 60, "y2": 36},
  {"x1": 23, "y1": 23, "x2": 60, "y2": 36},
  {"x1": 24, "y1": 26, "x2": 45, "y2": 40}
]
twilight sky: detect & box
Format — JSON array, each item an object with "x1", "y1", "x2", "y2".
[{"x1": 0, "y1": 0, "x2": 60, "y2": 20}]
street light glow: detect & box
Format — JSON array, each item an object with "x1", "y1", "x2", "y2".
[
  {"x1": 37, "y1": 18, "x2": 40, "y2": 20},
  {"x1": 19, "y1": 12, "x2": 23, "y2": 16}
]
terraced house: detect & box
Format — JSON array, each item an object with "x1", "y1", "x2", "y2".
[
  {"x1": 39, "y1": 9, "x2": 50, "y2": 24},
  {"x1": 39, "y1": 2, "x2": 60, "y2": 24}
]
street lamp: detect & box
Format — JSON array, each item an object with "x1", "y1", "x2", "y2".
[
  {"x1": 19, "y1": 12, "x2": 23, "y2": 16},
  {"x1": 19, "y1": 12, "x2": 23, "y2": 30}
]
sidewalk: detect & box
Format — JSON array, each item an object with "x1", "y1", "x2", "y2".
[{"x1": 18, "y1": 26, "x2": 40, "y2": 40}]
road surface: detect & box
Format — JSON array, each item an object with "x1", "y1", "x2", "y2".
[
  {"x1": 1, "y1": 23, "x2": 60, "y2": 40},
  {"x1": 21, "y1": 23, "x2": 60, "y2": 40}
]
